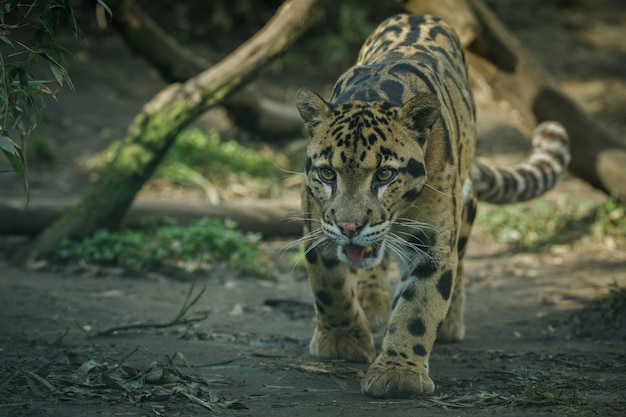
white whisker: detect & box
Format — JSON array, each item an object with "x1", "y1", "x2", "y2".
[
  {"x1": 273, "y1": 164, "x2": 304, "y2": 177},
  {"x1": 304, "y1": 235, "x2": 329, "y2": 254},
  {"x1": 395, "y1": 230, "x2": 431, "y2": 244},
  {"x1": 394, "y1": 217, "x2": 436, "y2": 231},
  {"x1": 386, "y1": 237, "x2": 416, "y2": 269},
  {"x1": 386, "y1": 235, "x2": 428, "y2": 273},
  {"x1": 389, "y1": 232, "x2": 434, "y2": 262},
  {"x1": 279, "y1": 227, "x2": 324, "y2": 255},
  {"x1": 424, "y1": 183, "x2": 452, "y2": 197},
  {"x1": 283, "y1": 210, "x2": 322, "y2": 226},
  {"x1": 285, "y1": 215, "x2": 319, "y2": 224},
  {"x1": 279, "y1": 227, "x2": 329, "y2": 275}
]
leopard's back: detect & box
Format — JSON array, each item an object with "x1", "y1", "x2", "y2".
[{"x1": 330, "y1": 15, "x2": 476, "y2": 181}]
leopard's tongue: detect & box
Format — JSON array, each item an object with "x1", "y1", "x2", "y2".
[{"x1": 344, "y1": 244, "x2": 368, "y2": 263}]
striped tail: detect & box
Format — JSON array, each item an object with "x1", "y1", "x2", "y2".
[{"x1": 470, "y1": 121, "x2": 570, "y2": 204}]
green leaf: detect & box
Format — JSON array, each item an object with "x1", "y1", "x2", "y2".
[
  {"x1": 19, "y1": 80, "x2": 55, "y2": 96},
  {"x1": 0, "y1": 131, "x2": 29, "y2": 195},
  {"x1": 0, "y1": 35, "x2": 15, "y2": 49},
  {"x1": 48, "y1": 61, "x2": 65, "y2": 87},
  {"x1": 39, "y1": 51, "x2": 74, "y2": 89},
  {"x1": 97, "y1": 0, "x2": 113, "y2": 18},
  {"x1": 17, "y1": 66, "x2": 28, "y2": 90}
]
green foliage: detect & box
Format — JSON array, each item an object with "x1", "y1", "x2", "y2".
[
  {"x1": 54, "y1": 217, "x2": 270, "y2": 278},
  {"x1": 476, "y1": 196, "x2": 626, "y2": 251},
  {"x1": 0, "y1": 1, "x2": 110, "y2": 192},
  {"x1": 167, "y1": 129, "x2": 279, "y2": 180},
  {"x1": 86, "y1": 128, "x2": 287, "y2": 191}
]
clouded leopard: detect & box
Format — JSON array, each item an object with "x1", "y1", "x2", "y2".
[{"x1": 294, "y1": 13, "x2": 570, "y2": 398}]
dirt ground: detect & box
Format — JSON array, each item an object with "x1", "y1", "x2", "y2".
[{"x1": 1, "y1": 1, "x2": 626, "y2": 416}]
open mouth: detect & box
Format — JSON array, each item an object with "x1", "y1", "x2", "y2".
[{"x1": 343, "y1": 244, "x2": 378, "y2": 263}]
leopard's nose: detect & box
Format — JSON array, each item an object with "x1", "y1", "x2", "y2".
[{"x1": 337, "y1": 222, "x2": 363, "y2": 238}]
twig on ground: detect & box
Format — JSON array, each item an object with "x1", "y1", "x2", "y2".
[{"x1": 90, "y1": 281, "x2": 208, "y2": 337}]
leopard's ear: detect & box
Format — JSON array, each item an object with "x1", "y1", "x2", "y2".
[
  {"x1": 398, "y1": 94, "x2": 440, "y2": 133},
  {"x1": 295, "y1": 88, "x2": 333, "y2": 137}
]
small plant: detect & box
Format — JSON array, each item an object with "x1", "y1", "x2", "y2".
[
  {"x1": 591, "y1": 199, "x2": 626, "y2": 246},
  {"x1": 572, "y1": 281, "x2": 626, "y2": 339},
  {"x1": 507, "y1": 373, "x2": 576, "y2": 408},
  {"x1": 54, "y1": 217, "x2": 271, "y2": 278},
  {"x1": 595, "y1": 282, "x2": 626, "y2": 327}
]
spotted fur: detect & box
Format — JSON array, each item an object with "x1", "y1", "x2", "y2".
[{"x1": 294, "y1": 14, "x2": 569, "y2": 399}]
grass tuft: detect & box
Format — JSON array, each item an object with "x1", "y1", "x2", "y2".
[
  {"x1": 506, "y1": 373, "x2": 578, "y2": 408},
  {"x1": 476, "y1": 196, "x2": 626, "y2": 251},
  {"x1": 595, "y1": 282, "x2": 626, "y2": 326}
]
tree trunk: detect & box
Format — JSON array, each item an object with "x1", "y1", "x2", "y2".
[
  {"x1": 109, "y1": 0, "x2": 303, "y2": 139},
  {"x1": 15, "y1": 0, "x2": 325, "y2": 263},
  {"x1": 403, "y1": 0, "x2": 626, "y2": 203}
]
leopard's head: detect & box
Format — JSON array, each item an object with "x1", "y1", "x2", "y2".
[{"x1": 295, "y1": 88, "x2": 440, "y2": 269}]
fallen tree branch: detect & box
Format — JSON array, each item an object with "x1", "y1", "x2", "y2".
[{"x1": 1, "y1": 197, "x2": 302, "y2": 237}]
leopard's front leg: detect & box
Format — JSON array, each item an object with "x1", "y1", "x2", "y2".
[
  {"x1": 361, "y1": 255, "x2": 457, "y2": 398},
  {"x1": 306, "y1": 246, "x2": 376, "y2": 363}
]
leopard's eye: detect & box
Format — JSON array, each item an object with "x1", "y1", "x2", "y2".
[
  {"x1": 374, "y1": 168, "x2": 397, "y2": 184},
  {"x1": 318, "y1": 166, "x2": 337, "y2": 183}
]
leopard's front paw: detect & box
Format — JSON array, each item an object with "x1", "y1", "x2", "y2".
[
  {"x1": 309, "y1": 326, "x2": 375, "y2": 363},
  {"x1": 361, "y1": 360, "x2": 434, "y2": 398}
]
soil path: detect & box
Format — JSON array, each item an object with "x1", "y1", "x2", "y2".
[{"x1": 1, "y1": 240, "x2": 625, "y2": 416}]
